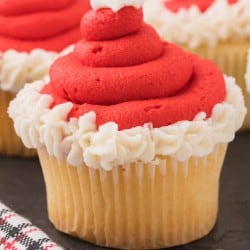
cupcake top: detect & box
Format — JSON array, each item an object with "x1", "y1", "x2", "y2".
[
  {"x1": 144, "y1": 0, "x2": 250, "y2": 48},
  {"x1": 0, "y1": 0, "x2": 90, "y2": 93},
  {"x1": 9, "y1": 0, "x2": 246, "y2": 170}
]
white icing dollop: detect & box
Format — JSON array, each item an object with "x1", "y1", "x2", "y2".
[
  {"x1": 143, "y1": 0, "x2": 250, "y2": 48},
  {"x1": 9, "y1": 76, "x2": 246, "y2": 170},
  {"x1": 0, "y1": 46, "x2": 74, "y2": 93},
  {"x1": 245, "y1": 49, "x2": 250, "y2": 93},
  {"x1": 91, "y1": 0, "x2": 144, "y2": 12}
]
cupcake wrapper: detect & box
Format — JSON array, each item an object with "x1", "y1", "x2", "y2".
[
  {"x1": 38, "y1": 144, "x2": 227, "y2": 249},
  {"x1": 184, "y1": 40, "x2": 250, "y2": 129},
  {"x1": 0, "y1": 90, "x2": 36, "y2": 157}
]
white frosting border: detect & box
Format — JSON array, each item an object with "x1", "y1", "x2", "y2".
[
  {"x1": 91, "y1": 0, "x2": 144, "y2": 12},
  {"x1": 143, "y1": 0, "x2": 250, "y2": 48},
  {"x1": 0, "y1": 46, "x2": 73, "y2": 93},
  {"x1": 8, "y1": 75, "x2": 246, "y2": 170}
]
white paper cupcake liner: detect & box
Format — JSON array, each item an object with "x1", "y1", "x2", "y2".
[{"x1": 38, "y1": 143, "x2": 227, "y2": 249}]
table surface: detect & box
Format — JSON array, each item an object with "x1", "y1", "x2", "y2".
[{"x1": 0, "y1": 133, "x2": 250, "y2": 250}]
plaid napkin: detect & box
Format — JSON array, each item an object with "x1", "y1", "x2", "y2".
[{"x1": 0, "y1": 202, "x2": 63, "y2": 250}]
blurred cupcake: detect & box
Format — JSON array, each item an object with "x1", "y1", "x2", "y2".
[
  {"x1": 144, "y1": 0, "x2": 250, "y2": 129},
  {"x1": 0, "y1": 0, "x2": 90, "y2": 157},
  {"x1": 9, "y1": 0, "x2": 246, "y2": 249}
]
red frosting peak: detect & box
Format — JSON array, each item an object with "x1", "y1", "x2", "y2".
[
  {"x1": 75, "y1": 7, "x2": 163, "y2": 68},
  {"x1": 165, "y1": 0, "x2": 238, "y2": 13},
  {"x1": 42, "y1": 5, "x2": 226, "y2": 130},
  {"x1": 81, "y1": 7, "x2": 143, "y2": 41},
  {"x1": 0, "y1": 0, "x2": 91, "y2": 52}
]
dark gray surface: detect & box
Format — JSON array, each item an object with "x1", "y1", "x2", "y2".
[{"x1": 0, "y1": 133, "x2": 249, "y2": 250}]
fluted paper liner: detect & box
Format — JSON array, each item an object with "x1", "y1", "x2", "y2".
[
  {"x1": 184, "y1": 39, "x2": 250, "y2": 129},
  {"x1": 38, "y1": 144, "x2": 227, "y2": 249},
  {"x1": 0, "y1": 90, "x2": 36, "y2": 157}
]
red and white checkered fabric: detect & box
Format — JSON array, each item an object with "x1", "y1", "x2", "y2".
[{"x1": 0, "y1": 202, "x2": 63, "y2": 250}]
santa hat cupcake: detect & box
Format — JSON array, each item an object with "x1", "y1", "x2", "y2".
[{"x1": 9, "y1": 0, "x2": 246, "y2": 248}]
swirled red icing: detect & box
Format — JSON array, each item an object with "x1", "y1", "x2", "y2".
[
  {"x1": 0, "y1": 0, "x2": 90, "y2": 52},
  {"x1": 41, "y1": 6, "x2": 226, "y2": 130},
  {"x1": 165, "y1": 0, "x2": 238, "y2": 13}
]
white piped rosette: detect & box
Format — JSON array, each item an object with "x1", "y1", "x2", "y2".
[
  {"x1": 91, "y1": 0, "x2": 144, "y2": 11},
  {"x1": 143, "y1": 0, "x2": 250, "y2": 48},
  {"x1": 8, "y1": 75, "x2": 246, "y2": 171}
]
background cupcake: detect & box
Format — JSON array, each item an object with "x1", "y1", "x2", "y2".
[
  {"x1": 144, "y1": 0, "x2": 250, "y2": 129},
  {"x1": 9, "y1": 0, "x2": 246, "y2": 249},
  {"x1": 0, "y1": 0, "x2": 90, "y2": 157}
]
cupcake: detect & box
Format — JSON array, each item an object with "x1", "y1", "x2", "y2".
[
  {"x1": 144, "y1": 0, "x2": 250, "y2": 129},
  {"x1": 9, "y1": 0, "x2": 246, "y2": 249},
  {"x1": 0, "y1": 0, "x2": 90, "y2": 157}
]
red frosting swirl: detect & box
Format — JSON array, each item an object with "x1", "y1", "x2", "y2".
[
  {"x1": 165, "y1": 0, "x2": 238, "y2": 13},
  {"x1": 42, "y1": 6, "x2": 226, "y2": 130},
  {"x1": 0, "y1": 0, "x2": 90, "y2": 52}
]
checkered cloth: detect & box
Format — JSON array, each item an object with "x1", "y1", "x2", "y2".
[{"x1": 0, "y1": 202, "x2": 63, "y2": 250}]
